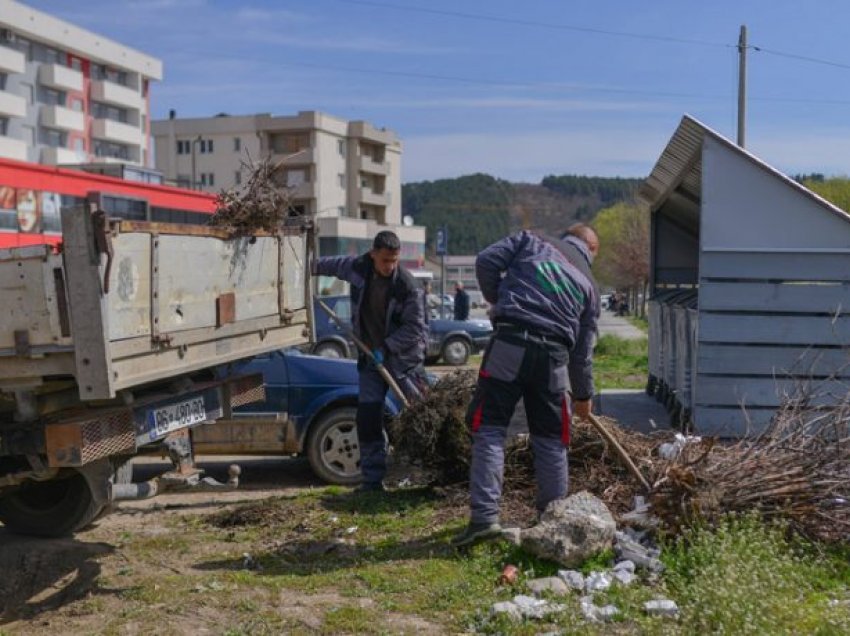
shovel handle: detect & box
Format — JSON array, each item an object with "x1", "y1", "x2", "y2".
[
  {"x1": 583, "y1": 411, "x2": 651, "y2": 491},
  {"x1": 316, "y1": 299, "x2": 411, "y2": 409}
]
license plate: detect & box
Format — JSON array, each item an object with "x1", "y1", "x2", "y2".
[{"x1": 147, "y1": 397, "x2": 207, "y2": 439}]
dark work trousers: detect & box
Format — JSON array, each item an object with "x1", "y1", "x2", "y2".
[
  {"x1": 357, "y1": 361, "x2": 426, "y2": 486},
  {"x1": 466, "y1": 330, "x2": 572, "y2": 524}
]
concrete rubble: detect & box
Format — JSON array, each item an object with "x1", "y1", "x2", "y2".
[
  {"x1": 644, "y1": 599, "x2": 680, "y2": 618},
  {"x1": 520, "y1": 491, "x2": 616, "y2": 568},
  {"x1": 490, "y1": 594, "x2": 566, "y2": 621}
]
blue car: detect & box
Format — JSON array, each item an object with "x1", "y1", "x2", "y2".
[
  {"x1": 196, "y1": 349, "x2": 401, "y2": 485},
  {"x1": 312, "y1": 295, "x2": 493, "y2": 366}
]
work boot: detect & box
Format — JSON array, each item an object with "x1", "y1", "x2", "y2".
[{"x1": 451, "y1": 521, "x2": 503, "y2": 548}]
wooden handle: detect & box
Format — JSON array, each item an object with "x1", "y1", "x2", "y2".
[
  {"x1": 316, "y1": 299, "x2": 411, "y2": 409},
  {"x1": 583, "y1": 411, "x2": 651, "y2": 491}
]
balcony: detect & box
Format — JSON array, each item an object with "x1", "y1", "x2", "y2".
[
  {"x1": 91, "y1": 118, "x2": 142, "y2": 146},
  {"x1": 0, "y1": 135, "x2": 27, "y2": 161},
  {"x1": 272, "y1": 147, "x2": 314, "y2": 166},
  {"x1": 0, "y1": 46, "x2": 25, "y2": 74},
  {"x1": 41, "y1": 146, "x2": 83, "y2": 165},
  {"x1": 358, "y1": 154, "x2": 388, "y2": 175},
  {"x1": 38, "y1": 64, "x2": 84, "y2": 93},
  {"x1": 0, "y1": 91, "x2": 26, "y2": 118},
  {"x1": 90, "y1": 79, "x2": 142, "y2": 110},
  {"x1": 357, "y1": 186, "x2": 390, "y2": 207},
  {"x1": 290, "y1": 181, "x2": 318, "y2": 200},
  {"x1": 41, "y1": 105, "x2": 85, "y2": 132}
]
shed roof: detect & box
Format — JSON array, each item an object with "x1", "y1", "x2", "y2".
[{"x1": 638, "y1": 115, "x2": 850, "y2": 226}]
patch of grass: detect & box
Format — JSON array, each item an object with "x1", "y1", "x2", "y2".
[
  {"x1": 663, "y1": 514, "x2": 850, "y2": 634},
  {"x1": 593, "y1": 334, "x2": 648, "y2": 389},
  {"x1": 626, "y1": 315, "x2": 649, "y2": 333},
  {"x1": 321, "y1": 605, "x2": 383, "y2": 634}
]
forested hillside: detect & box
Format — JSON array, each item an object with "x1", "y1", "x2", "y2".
[{"x1": 402, "y1": 173, "x2": 642, "y2": 255}]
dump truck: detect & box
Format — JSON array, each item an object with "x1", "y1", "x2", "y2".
[{"x1": 0, "y1": 205, "x2": 313, "y2": 536}]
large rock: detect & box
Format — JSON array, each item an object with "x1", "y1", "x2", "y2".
[{"x1": 520, "y1": 491, "x2": 616, "y2": 568}]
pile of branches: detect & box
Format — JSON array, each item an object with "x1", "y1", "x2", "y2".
[
  {"x1": 209, "y1": 157, "x2": 296, "y2": 234},
  {"x1": 389, "y1": 370, "x2": 660, "y2": 516},
  {"x1": 650, "y1": 396, "x2": 850, "y2": 543}
]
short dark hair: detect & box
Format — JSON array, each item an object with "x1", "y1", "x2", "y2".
[{"x1": 373, "y1": 230, "x2": 401, "y2": 251}]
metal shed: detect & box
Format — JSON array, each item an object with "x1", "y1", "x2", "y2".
[{"x1": 640, "y1": 115, "x2": 850, "y2": 436}]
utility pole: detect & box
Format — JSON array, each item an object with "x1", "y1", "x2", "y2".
[{"x1": 737, "y1": 24, "x2": 747, "y2": 148}]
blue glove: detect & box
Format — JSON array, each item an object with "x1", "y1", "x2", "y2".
[{"x1": 371, "y1": 349, "x2": 384, "y2": 365}]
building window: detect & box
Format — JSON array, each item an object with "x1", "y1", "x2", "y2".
[
  {"x1": 73, "y1": 137, "x2": 84, "y2": 152},
  {"x1": 200, "y1": 172, "x2": 215, "y2": 187},
  {"x1": 20, "y1": 83, "x2": 33, "y2": 105},
  {"x1": 338, "y1": 139, "x2": 346, "y2": 156},
  {"x1": 42, "y1": 88, "x2": 65, "y2": 107},
  {"x1": 198, "y1": 139, "x2": 214, "y2": 153},
  {"x1": 44, "y1": 47, "x2": 60, "y2": 64},
  {"x1": 176, "y1": 140, "x2": 190, "y2": 155},
  {"x1": 233, "y1": 137, "x2": 241, "y2": 152},
  {"x1": 43, "y1": 129, "x2": 65, "y2": 148},
  {"x1": 234, "y1": 170, "x2": 241, "y2": 185},
  {"x1": 338, "y1": 173, "x2": 345, "y2": 188},
  {"x1": 338, "y1": 206, "x2": 345, "y2": 217},
  {"x1": 0, "y1": 74, "x2": 6, "y2": 91},
  {"x1": 0, "y1": 118, "x2": 7, "y2": 136},
  {"x1": 70, "y1": 98, "x2": 83, "y2": 112}
]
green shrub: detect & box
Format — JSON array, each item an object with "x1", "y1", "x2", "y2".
[{"x1": 664, "y1": 514, "x2": 850, "y2": 634}]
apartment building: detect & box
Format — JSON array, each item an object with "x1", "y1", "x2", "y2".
[
  {"x1": 0, "y1": 1, "x2": 161, "y2": 167},
  {"x1": 152, "y1": 110, "x2": 425, "y2": 274}
]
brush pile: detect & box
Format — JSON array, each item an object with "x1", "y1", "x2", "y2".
[
  {"x1": 393, "y1": 371, "x2": 850, "y2": 541},
  {"x1": 651, "y1": 396, "x2": 850, "y2": 543},
  {"x1": 209, "y1": 157, "x2": 296, "y2": 234},
  {"x1": 389, "y1": 370, "x2": 660, "y2": 516}
]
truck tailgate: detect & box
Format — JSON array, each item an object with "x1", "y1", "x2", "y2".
[{"x1": 0, "y1": 207, "x2": 313, "y2": 400}]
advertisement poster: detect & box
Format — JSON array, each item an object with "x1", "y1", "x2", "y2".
[
  {"x1": 0, "y1": 186, "x2": 15, "y2": 231},
  {"x1": 41, "y1": 192, "x2": 62, "y2": 234},
  {"x1": 16, "y1": 189, "x2": 41, "y2": 234}
]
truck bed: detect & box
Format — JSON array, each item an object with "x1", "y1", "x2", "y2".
[{"x1": 0, "y1": 207, "x2": 313, "y2": 401}]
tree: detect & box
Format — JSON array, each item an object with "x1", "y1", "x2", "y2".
[{"x1": 592, "y1": 203, "x2": 649, "y2": 316}]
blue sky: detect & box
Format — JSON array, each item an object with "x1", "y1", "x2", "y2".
[{"x1": 24, "y1": 0, "x2": 850, "y2": 183}]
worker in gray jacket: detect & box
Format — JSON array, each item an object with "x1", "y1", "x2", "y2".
[
  {"x1": 313, "y1": 231, "x2": 427, "y2": 491},
  {"x1": 453, "y1": 225, "x2": 600, "y2": 546}
]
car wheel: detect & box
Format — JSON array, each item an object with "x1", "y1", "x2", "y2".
[
  {"x1": 442, "y1": 337, "x2": 471, "y2": 366},
  {"x1": 314, "y1": 341, "x2": 347, "y2": 359},
  {"x1": 306, "y1": 407, "x2": 362, "y2": 485}
]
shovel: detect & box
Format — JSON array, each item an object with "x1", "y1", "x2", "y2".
[
  {"x1": 316, "y1": 298, "x2": 411, "y2": 410},
  {"x1": 582, "y1": 411, "x2": 651, "y2": 491}
]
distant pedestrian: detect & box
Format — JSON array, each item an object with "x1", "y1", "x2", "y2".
[
  {"x1": 452, "y1": 226, "x2": 600, "y2": 547},
  {"x1": 453, "y1": 281, "x2": 470, "y2": 321}
]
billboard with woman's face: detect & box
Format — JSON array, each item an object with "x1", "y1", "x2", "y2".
[{"x1": 16, "y1": 189, "x2": 41, "y2": 234}]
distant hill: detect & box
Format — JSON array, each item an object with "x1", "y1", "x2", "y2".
[{"x1": 402, "y1": 173, "x2": 643, "y2": 255}]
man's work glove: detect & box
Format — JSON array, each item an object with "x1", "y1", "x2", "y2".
[{"x1": 371, "y1": 349, "x2": 384, "y2": 366}]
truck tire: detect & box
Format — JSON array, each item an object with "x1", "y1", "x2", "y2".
[
  {"x1": 306, "y1": 407, "x2": 362, "y2": 486},
  {"x1": 0, "y1": 471, "x2": 103, "y2": 537}
]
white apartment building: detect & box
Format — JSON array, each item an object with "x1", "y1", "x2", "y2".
[
  {"x1": 0, "y1": 1, "x2": 161, "y2": 167},
  {"x1": 152, "y1": 110, "x2": 426, "y2": 272}
]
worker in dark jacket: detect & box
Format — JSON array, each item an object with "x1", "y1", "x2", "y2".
[
  {"x1": 313, "y1": 231, "x2": 427, "y2": 491},
  {"x1": 453, "y1": 226, "x2": 600, "y2": 546},
  {"x1": 453, "y1": 281, "x2": 470, "y2": 321}
]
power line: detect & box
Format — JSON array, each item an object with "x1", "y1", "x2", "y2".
[
  {"x1": 333, "y1": 0, "x2": 732, "y2": 49},
  {"x1": 334, "y1": 0, "x2": 850, "y2": 75},
  {"x1": 752, "y1": 46, "x2": 850, "y2": 71}
]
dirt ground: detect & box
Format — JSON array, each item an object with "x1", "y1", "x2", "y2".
[{"x1": 0, "y1": 456, "x2": 388, "y2": 635}]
